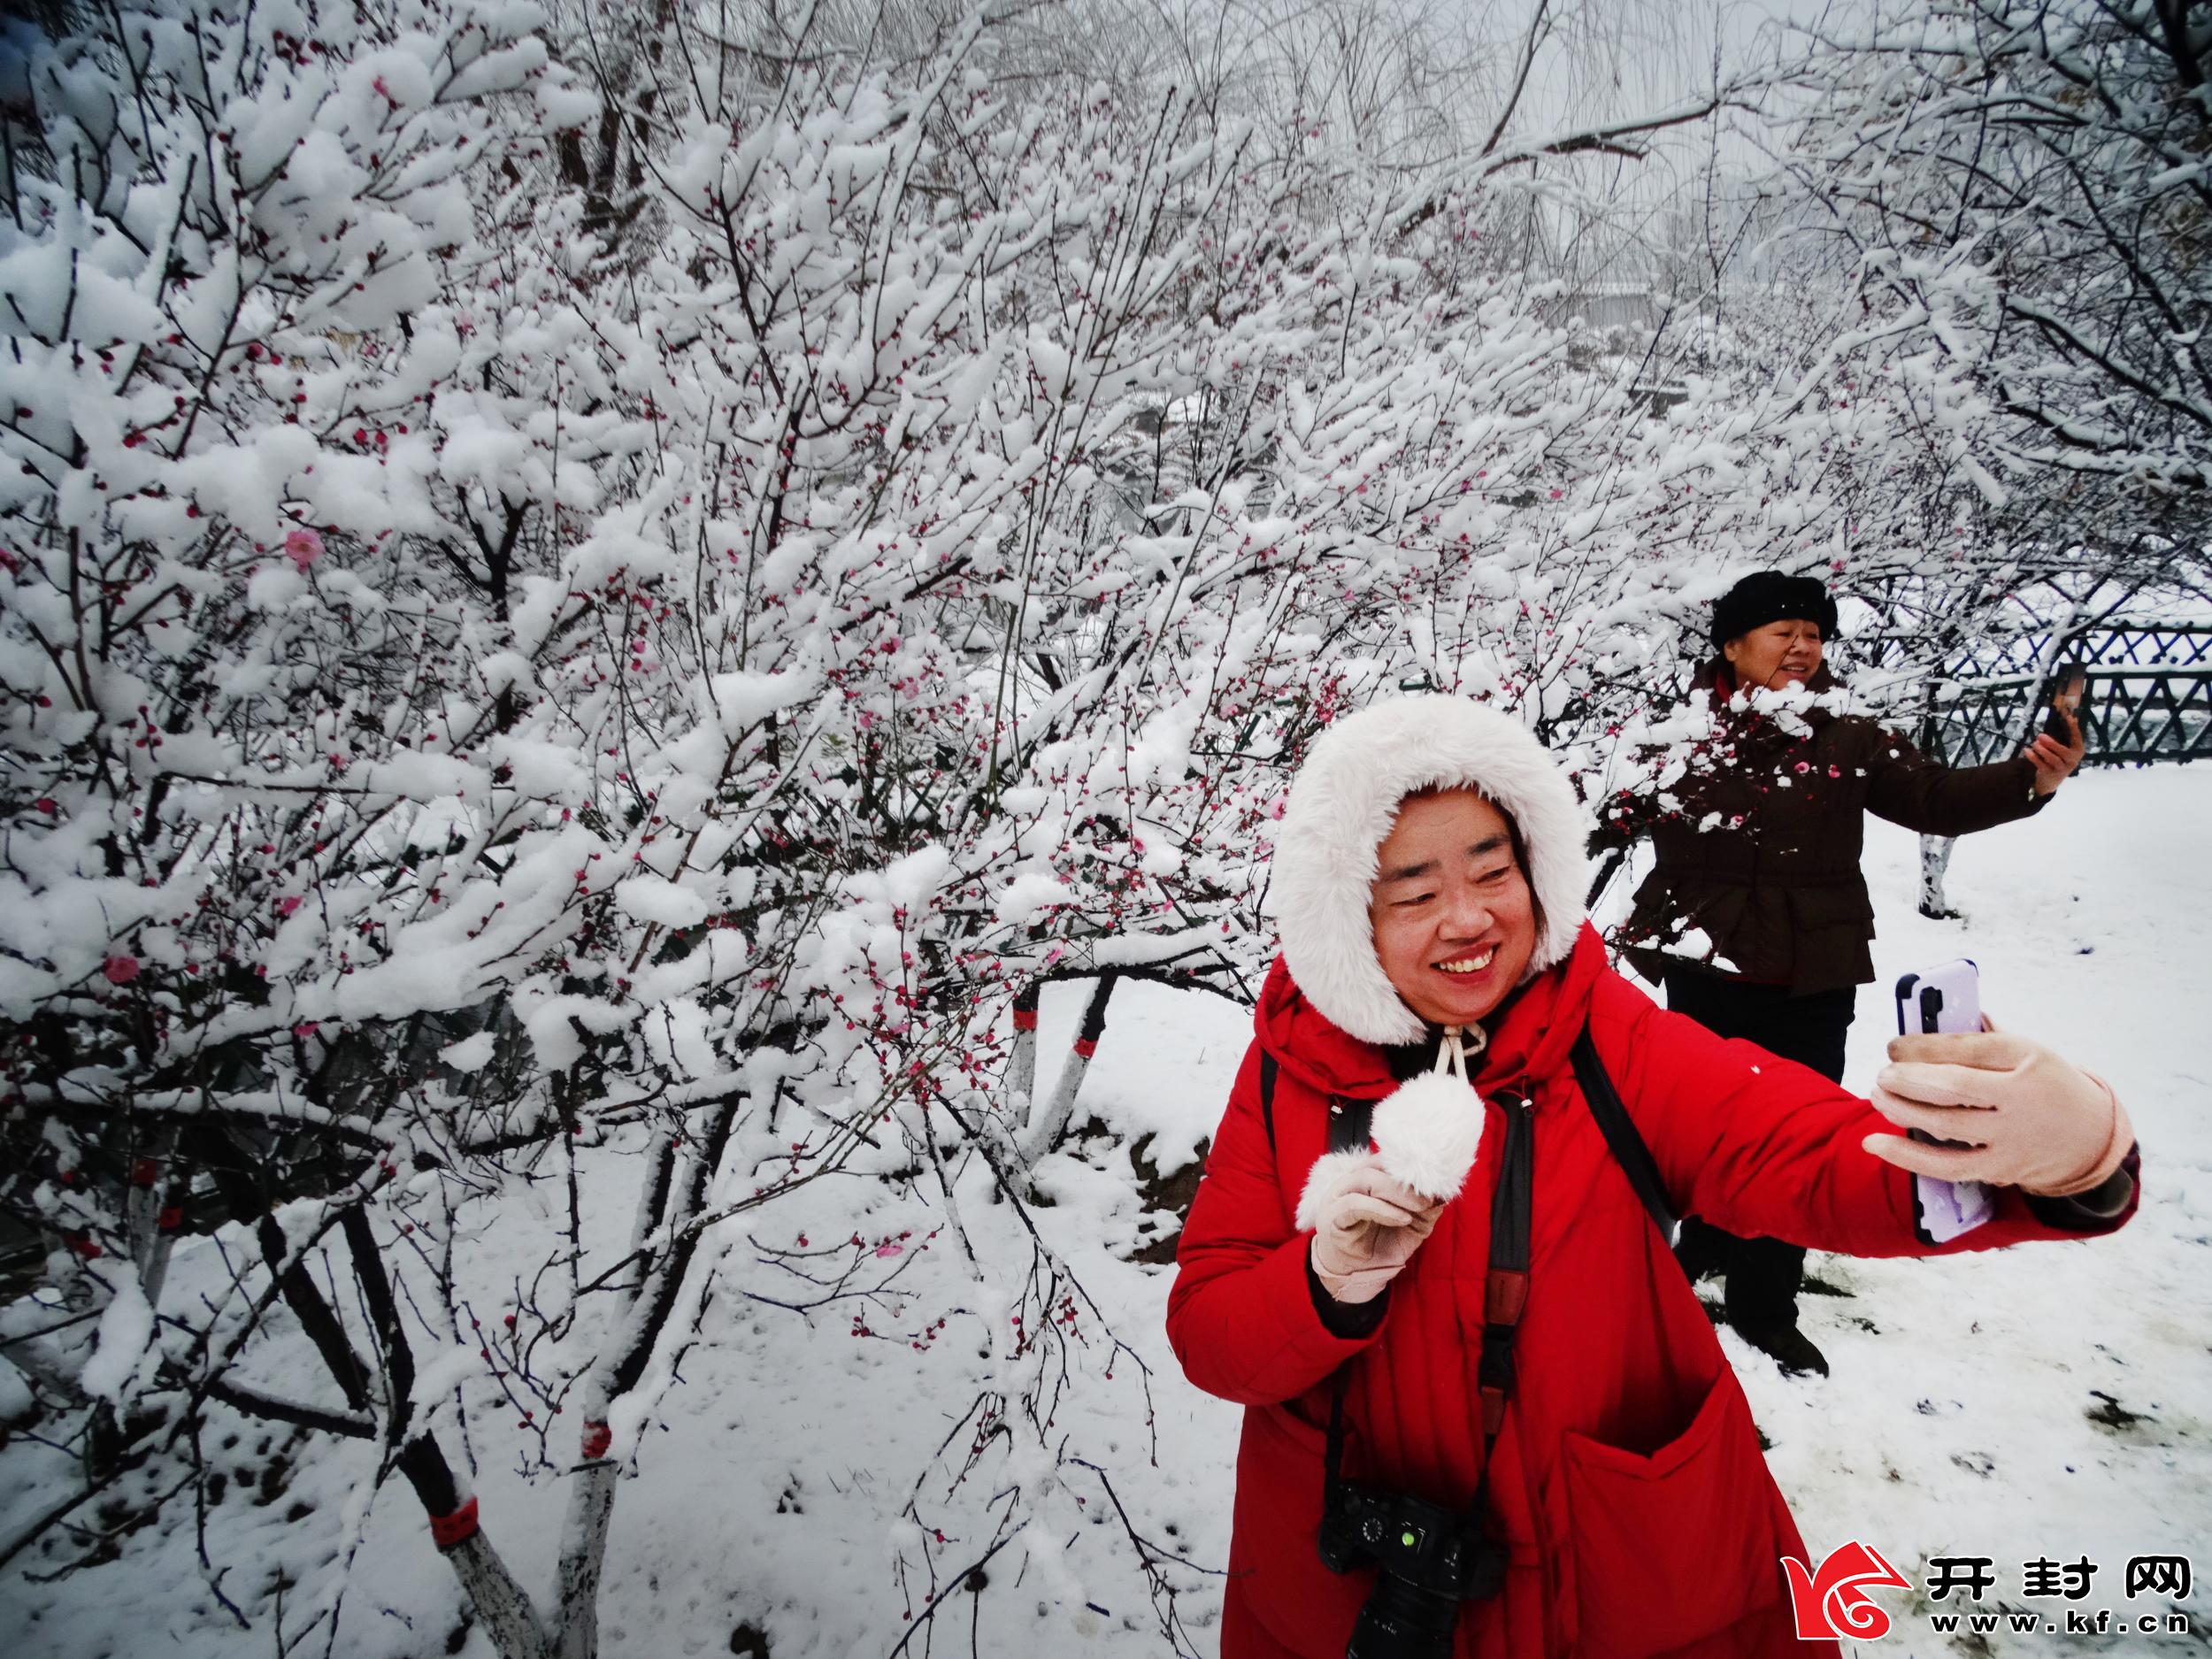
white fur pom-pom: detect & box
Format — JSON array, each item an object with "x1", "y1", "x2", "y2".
[
  {"x1": 1370, "y1": 1072, "x2": 1485, "y2": 1201},
  {"x1": 1294, "y1": 1149, "x2": 1381, "y2": 1233}
]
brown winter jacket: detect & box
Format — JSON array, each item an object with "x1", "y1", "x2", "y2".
[{"x1": 1595, "y1": 661, "x2": 2047, "y2": 992}]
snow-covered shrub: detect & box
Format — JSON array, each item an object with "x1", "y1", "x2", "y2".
[{"x1": 0, "y1": 1, "x2": 659, "y2": 1651}]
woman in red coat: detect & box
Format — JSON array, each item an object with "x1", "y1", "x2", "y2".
[{"x1": 1165, "y1": 695, "x2": 2138, "y2": 1659}]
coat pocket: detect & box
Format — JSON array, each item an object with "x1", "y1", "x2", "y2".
[{"x1": 1559, "y1": 1367, "x2": 1784, "y2": 1659}]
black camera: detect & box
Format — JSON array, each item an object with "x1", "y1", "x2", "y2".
[{"x1": 1317, "y1": 1479, "x2": 1507, "y2": 1658}]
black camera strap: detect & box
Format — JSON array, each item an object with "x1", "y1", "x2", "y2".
[
  {"x1": 1305, "y1": 1020, "x2": 1680, "y2": 1535},
  {"x1": 1321, "y1": 1078, "x2": 1533, "y2": 1532},
  {"x1": 1271, "y1": 1062, "x2": 1379, "y2": 1507},
  {"x1": 1474, "y1": 1086, "x2": 1532, "y2": 1447}
]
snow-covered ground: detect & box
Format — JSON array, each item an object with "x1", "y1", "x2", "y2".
[{"x1": 6, "y1": 764, "x2": 2208, "y2": 1658}]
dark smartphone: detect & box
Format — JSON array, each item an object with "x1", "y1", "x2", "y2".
[{"x1": 2042, "y1": 663, "x2": 2088, "y2": 743}]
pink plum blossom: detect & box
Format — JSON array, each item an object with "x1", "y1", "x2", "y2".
[{"x1": 283, "y1": 527, "x2": 325, "y2": 572}]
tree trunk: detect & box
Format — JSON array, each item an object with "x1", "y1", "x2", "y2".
[
  {"x1": 544, "y1": 1099, "x2": 741, "y2": 1655},
  {"x1": 551, "y1": 1461, "x2": 620, "y2": 1659},
  {"x1": 398, "y1": 1434, "x2": 551, "y2": 1658},
  {"x1": 1918, "y1": 833, "x2": 1957, "y2": 919},
  {"x1": 446, "y1": 1532, "x2": 554, "y2": 1659},
  {"x1": 1006, "y1": 980, "x2": 1040, "y2": 1129},
  {"x1": 1019, "y1": 972, "x2": 1118, "y2": 1168}
]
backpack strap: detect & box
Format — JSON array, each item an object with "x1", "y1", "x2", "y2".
[
  {"x1": 1257, "y1": 1049, "x2": 1372, "y2": 1157},
  {"x1": 1325, "y1": 1094, "x2": 1373, "y2": 1155},
  {"x1": 1324, "y1": 1077, "x2": 1531, "y2": 1578},
  {"x1": 1570, "y1": 1025, "x2": 1683, "y2": 1252},
  {"x1": 1472, "y1": 1084, "x2": 1534, "y2": 1443},
  {"x1": 1258, "y1": 1051, "x2": 1277, "y2": 1151}
]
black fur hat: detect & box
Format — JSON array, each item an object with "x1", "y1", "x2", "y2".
[{"x1": 1709, "y1": 572, "x2": 1838, "y2": 646}]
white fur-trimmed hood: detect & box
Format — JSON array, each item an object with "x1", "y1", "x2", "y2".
[{"x1": 1269, "y1": 695, "x2": 1590, "y2": 1047}]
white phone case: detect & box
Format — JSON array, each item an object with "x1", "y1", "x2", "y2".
[
  {"x1": 1895, "y1": 957, "x2": 1981, "y2": 1036},
  {"x1": 1893, "y1": 959, "x2": 1996, "y2": 1243}
]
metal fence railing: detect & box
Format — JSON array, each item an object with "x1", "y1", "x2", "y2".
[{"x1": 1919, "y1": 625, "x2": 2212, "y2": 768}]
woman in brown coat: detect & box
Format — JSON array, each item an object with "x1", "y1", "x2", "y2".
[{"x1": 1592, "y1": 572, "x2": 2085, "y2": 1375}]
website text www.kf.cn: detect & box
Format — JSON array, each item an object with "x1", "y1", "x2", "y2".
[
  {"x1": 1926, "y1": 1609, "x2": 2193, "y2": 1639},
  {"x1": 1781, "y1": 1543, "x2": 2195, "y2": 1642}
]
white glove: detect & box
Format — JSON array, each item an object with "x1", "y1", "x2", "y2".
[
  {"x1": 1863, "y1": 1028, "x2": 2132, "y2": 1198},
  {"x1": 1305, "y1": 1162, "x2": 1444, "y2": 1305}
]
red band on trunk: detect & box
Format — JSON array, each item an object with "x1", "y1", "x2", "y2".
[
  {"x1": 581, "y1": 1421, "x2": 613, "y2": 1459},
  {"x1": 1012, "y1": 1009, "x2": 1038, "y2": 1031},
  {"x1": 1071, "y1": 1038, "x2": 1095, "y2": 1060},
  {"x1": 157, "y1": 1205, "x2": 184, "y2": 1232},
  {"x1": 131, "y1": 1157, "x2": 158, "y2": 1187},
  {"x1": 429, "y1": 1496, "x2": 480, "y2": 1550}
]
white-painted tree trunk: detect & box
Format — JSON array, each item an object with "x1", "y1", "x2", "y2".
[
  {"x1": 551, "y1": 1460, "x2": 620, "y2": 1659},
  {"x1": 446, "y1": 1532, "x2": 553, "y2": 1659},
  {"x1": 1017, "y1": 974, "x2": 1117, "y2": 1170},
  {"x1": 532, "y1": 1118, "x2": 717, "y2": 1659},
  {"x1": 126, "y1": 1124, "x2": 180, "y2": 1310},
  {"x1": 1918, "y1": 832, "x2": 1956, "y2": 918},
  {"x1": 1006, "y1": 1018, "x2": 1039, "y2": 1131},
  {"x1": 1020, "y1": 1046, "x2": 1093, "y2": 1169}
]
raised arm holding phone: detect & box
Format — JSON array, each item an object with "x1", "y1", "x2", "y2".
[
  {"x1": 2033, "y1": 662, "x2": 2091, "y2": 789},
  {"x1": 1589, "y1": 572, "x2": 2087, "y2": 1375}
]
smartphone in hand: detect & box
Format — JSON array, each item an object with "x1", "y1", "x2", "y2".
[
  {"x1": 2042, "y1": 663, "x2": 2088, "y2": 744},
  {"x1": 1893, "y1": 958, "x2": 1995, "y2": 1243},
  {"x1": 1895, "y1": 957, "x2": 1980, "y2": 1037}
]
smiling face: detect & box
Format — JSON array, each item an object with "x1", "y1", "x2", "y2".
[
  {"x1": 1366, "y1": 789, "x2": 1539, "y2": 1030},
  {"x1": 1722, "y1": 618, "x2": 1825, "y2": 690}
]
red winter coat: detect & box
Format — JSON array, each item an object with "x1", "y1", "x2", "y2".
[{"x1": 1166, "y1": 926, "x2": 2136, "y2": 1659}]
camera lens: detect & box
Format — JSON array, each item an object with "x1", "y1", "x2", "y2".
[{"x1": 1345, "y1": 1572, "x2": 1463, "y2": 1659}]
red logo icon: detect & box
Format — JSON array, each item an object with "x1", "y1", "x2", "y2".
[{"x1": 1782, "y1": 1540, "x2": 1913, "y2": 1640}]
